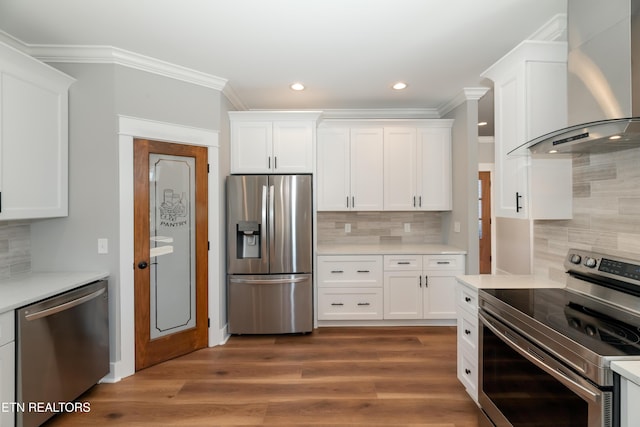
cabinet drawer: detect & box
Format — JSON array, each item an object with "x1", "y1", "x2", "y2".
[
  {"x1": 423, "y1": 254, "x2": 465, "y2": 272},
  {"x1": 317, "y1": 256, "x2": 382, "y2": 287},
  {"x1": 0, "y1": 311, "x2": 14, "y2": 347},
  {"x1": 458, "y1": 347, "x2": 478, "y2": 401},
  {"x1": 458, "y1": 309, "x2": 478, "y2": 352},
  {"x1": 383, "y1": 255, "x2": 422, "y2": 271},
  {"x1": 318, "y1": 288, "x2": 383, "y2": 320},
  {"x1": 456, "y1": 283, "x2": 478, "y2": 315}
]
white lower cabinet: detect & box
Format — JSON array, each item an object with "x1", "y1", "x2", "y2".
[
  {"x1": 455, "y1": 279, "x2": 479, "y2": 403},
  {"x1": 619, "y1": 376, "x2": 640, "y2": 427},
  {"x1": 317, "y1": 255, "x2": 384, "y2": 320},
  {"x1": 383, "y1": 254, "x2": 464, "y2": 320},
  {"x1": 0, "y1": 311, "x2": 15, "y2": 427}
]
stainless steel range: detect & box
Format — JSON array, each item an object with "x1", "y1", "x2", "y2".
[{"x1": 478, "y1": 249, "x2": 640, "y2": 427}]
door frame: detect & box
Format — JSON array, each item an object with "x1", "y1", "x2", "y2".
[{"x1": 112, "y1": 115, "x2": 221, "y2": 381}]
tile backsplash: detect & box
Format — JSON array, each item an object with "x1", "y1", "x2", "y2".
[
  {"x1": 0, "y1": 221, "x2": 31, "y2": 279},
  {"x1": 534, "y1": 147, "x2": 640, "y2": 282},
  {"x1": 317, "y1": 211, "x2": 443, "y2": 245}
]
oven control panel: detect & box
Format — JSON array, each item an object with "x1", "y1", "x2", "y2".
[{"x1": 565, "y1": 248, "x2": 640, "y2": 287}]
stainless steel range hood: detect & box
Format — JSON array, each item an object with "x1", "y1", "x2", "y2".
[
  {"x1": 510, "y1": 116, "x2": 640, "y2": 155},
  {"x1": 512, "y1": 0, "x2": 640, "y2": 156}
]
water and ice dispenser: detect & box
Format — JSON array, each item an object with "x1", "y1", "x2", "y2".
[{"x1": 236, "y1": 221, "x2": 261, "y2": 259}]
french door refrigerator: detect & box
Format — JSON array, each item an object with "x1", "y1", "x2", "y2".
[{"x1": 226, "y1": 174, "x2": 312, "y2": 334}]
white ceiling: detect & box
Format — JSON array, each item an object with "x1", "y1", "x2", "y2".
[{"x1": 0, "y1": 0, "x2": 566, "y2": 123}]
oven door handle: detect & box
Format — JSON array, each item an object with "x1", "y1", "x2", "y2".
[{"x1": 480, "y1": 313, "x2": 600, "y2": 403}]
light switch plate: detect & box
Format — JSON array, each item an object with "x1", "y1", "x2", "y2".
[
  {"x1": 404, "y1": 223, "x2": 411, "y2": 232},
  {"x1": 98, "y1": 238, "x2": 109, "y2": 254},
  {"x1": 345, "y1": 223, "x2": 351, "y2": 233}
]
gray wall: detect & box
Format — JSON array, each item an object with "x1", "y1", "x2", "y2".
[
  {"x1": 444, "y1": 99, "x2": 480, "y2": 274},
  {"x1": 29, "y1": 62, "x2": 224, "y2": 364}
]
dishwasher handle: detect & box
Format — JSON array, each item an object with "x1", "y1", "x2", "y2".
[{"x1": 24, "y1": 287, "x2": 107, "y2": 321}]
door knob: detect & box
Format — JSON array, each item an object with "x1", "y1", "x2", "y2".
[{"x1": 138, "y1": 261, "x2": 148, "y2": 269}]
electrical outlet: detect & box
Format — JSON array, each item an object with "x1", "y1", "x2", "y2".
[
  {"x1": 454, "y1": 222, "x2": 461, "y2": 233},
  {"x1": 345, "y1": 223, "x2": 351, "y2": 233},
  {"x1": 404, "y1": 223, "x2": 411, "y2": 232}
]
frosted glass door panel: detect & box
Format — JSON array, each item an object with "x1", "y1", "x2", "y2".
[{"x1": 149, "y1": 153, "x2": 196, "y2": 339}]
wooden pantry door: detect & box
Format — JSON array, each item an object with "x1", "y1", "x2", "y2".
[{"x1": 133, "y1": 138, "x2": 208, "y2": 370}]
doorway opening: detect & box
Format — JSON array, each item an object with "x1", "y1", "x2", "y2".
[{"x1": 479, "y1": 171, "x2": 492, "y2": 274}]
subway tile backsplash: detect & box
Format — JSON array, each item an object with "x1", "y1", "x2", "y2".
[
  {"x1": 0, "y1": 221, "x2": 31, "y2": 279},
  {"x1": 534, "y1": 147, "x2": 640, "y2": 281},
  {"x1": 317, "y1": 211, "x2": 442, "y2": 245}
]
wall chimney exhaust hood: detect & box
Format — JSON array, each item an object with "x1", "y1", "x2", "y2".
[
  {"x1": 511, "y1": 0, "x2": 640, "y2": 157},
  {"x1": 509, "y1": 117, "x2": 640, "y2": 156}
]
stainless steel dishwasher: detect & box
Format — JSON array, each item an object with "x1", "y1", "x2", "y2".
[{"x1": 16, "y1": 279, "x2": 109, "y2": 427}]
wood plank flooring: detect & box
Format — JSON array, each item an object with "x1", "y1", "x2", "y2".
[{"x1": 45, "y1": 326, "x2": 481, "y2": 426}]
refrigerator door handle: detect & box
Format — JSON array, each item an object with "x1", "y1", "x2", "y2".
[
  {"x1": 269, "y1": 184, "x2": 275, "y2": 261},
  {"x1": 230, "y1": 277, "x2": 308, "y2": 285},
  {"x1": 261, "y1": 184, "x2": 268, "y2": 253}
]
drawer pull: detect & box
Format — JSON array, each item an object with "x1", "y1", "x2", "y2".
[
  {"x1": 357, "y1": 302, "x2": 370, "y2": 306},
  {"x1": 357, "y1": 270, "x2": 370, "y2": 273},
  {"x1": 330, "y1": 270, "x2": 344, "y2": 274},
  {"x1": 437, "y1": 261, "x2": 450, "y2": 265},
  {"x1": 465, "y1": 297, "x2": 471, "y2": 302},
  {"x1": 331, "y1": 303, "x2": 344, "y2": 306},
  {"x1": 465, "y1": 368, "x2": 472, "y2": 375},
  {"x1": 397, "y1": 261, "x2": 411, "y2": 265},
  {"x1": 465, "y1": 329, "x2": 471, "y2": 335}
]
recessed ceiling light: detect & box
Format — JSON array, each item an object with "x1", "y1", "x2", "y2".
[
  {"x1": 290, "y1": 82, "x2": 305, "y2": 91},
  {"x1": 549, "y1": 149, "x2": 558, "y2": 154},
  {"x1": 478, "y1": 121, "x2": 488, "y2": 126},
  {"x1": 609, "y1": 135, "x2": 622, "y2": 140},
  {"x1": 392, "y1": 82, "x2": 408, "y2": 90}
]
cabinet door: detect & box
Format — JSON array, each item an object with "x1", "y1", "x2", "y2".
[
  {"x1": 383, "y1": 270, "x2": 422, "y2": 319},
  {"x1": 230, "y1": 121, "x2": 273, "y2": 173},
  {"x1": 0, "y1": 45, "x2": 72, "y2": 220},
  {"x1": 317, "y1": 128, "x2": 350, "y2": 211},
  {"x1": 273, "y1": 121, "x2": 313, "y2": 173},
  {"x1": 417, "y1": 127, "x2": 452, "y2": 211},
  {"x1": 423, "y1": 275, "x2": 457, "y2": 319},
  {"x1": 0, "y1": 342, "x2": 15, "y2": 427},
  {"x1": 350, "y1": 128, "x2": 384, "y2": 210},
  {"x1": 494, "y1": 71, "x2": 528, "y2": 218},
  {"x1": 383, "y1": 127, "x2": 416, "y2": 210}
]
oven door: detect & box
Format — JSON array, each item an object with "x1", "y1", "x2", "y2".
[{"x1": 479, "y1": 311, "x2": 615, "y2": 427}]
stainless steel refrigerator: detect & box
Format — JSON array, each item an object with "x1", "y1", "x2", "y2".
[{"x1": 226, "y1": 174, "x2": 312, "y2": 334}]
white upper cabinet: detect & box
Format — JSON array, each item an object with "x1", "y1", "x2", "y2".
[
  {"x1": 0, "y1": 42, "x2": 74, "y2": 220},
  {"x1": 383, "y1": 122, "x2": 453, "y2": 211},
  {"x1": 350, "y1": 128, "x2": 384, "y2": 210},
  {"x1": 317, "y1": 125, "x2": 384, "y2": 211},
  {"x1": 482, "y1": 41, "x2": 572, "y2": 220},
  {"x1": 229, "y1": 111, "x2": 321, "y2": 174}
]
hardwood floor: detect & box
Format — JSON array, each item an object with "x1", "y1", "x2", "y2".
[{"x1": 45, "y1": 327, "x2": 481, "y2": 426}]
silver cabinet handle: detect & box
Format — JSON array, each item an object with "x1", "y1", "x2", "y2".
[
  {"x1": 357, "y1": 270, "x2": 370, "y2": 273},
  {"x1": 357, "y1": 302, "x2": 370, "y2": 306},
  {"x1": 24, "y1": 288, "x2": 106, "y2": 321},
  {"x1": 330, "y1": 270, "x2": 344, "y2": 274},
  {"x1": 331, "y1": 303, "x2": 344, "y2": 306}
]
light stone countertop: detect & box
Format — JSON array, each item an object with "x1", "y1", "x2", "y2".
[
  {"x1": 456, "y1": 274, "x2": 566, "y2": 290},
  {"x1": 316, "y1": 243, "x2": 466, "y2": 256},
  {"x1": 612, "y1": 361, "x2": 640, "y2": 386},
  {"x1": 0, "y1": 271, "x2": 109, "y2": 313}
]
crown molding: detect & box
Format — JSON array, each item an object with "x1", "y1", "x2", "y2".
[
  {"x1": 320, "y1": 108, "x2": 440, "y2": 120},
  {"x1": 527, "y1": 13, "x2": 567, "y2": 42},
  {"x1": 438, "y1": 87, "x2": 490, "y2": 117},
  {"x1": 0, "y1": 30, "x2": 236, "y2": 96},
  {"x1": 30, "y1": 44, "x2": 229, "y2": 91}
]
